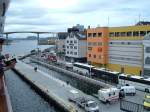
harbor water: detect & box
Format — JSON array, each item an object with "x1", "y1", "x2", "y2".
[{"x1": 3, "y1": 40, "x2": 60, "y2": 112}]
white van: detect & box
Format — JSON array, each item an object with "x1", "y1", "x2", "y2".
[
  {"x1": 120, "y1": 86, "x2": 136, "y2": 96},
  {"x1": 98, "y1": 87, "x2": 120, "y2": 103}
]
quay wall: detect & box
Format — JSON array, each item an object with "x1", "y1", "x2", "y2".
[
  {"x1": 12, "y1": 68, "x2": 76, "y2": 112},
  {"x1": 30, "y1": 58, "x2": 111, "y2": 88}
]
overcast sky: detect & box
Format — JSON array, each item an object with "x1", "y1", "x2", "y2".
[{"x1": 4, "y1": 0, "x2": 150, "y2": 34}]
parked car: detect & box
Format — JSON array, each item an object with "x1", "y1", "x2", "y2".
[{"x1": 68, "y1": 90, "x2": 99, "y2": 112}]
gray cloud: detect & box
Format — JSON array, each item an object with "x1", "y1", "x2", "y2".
[{"x1": 4, "y1": 0, "x2": 150, "y2": 33}]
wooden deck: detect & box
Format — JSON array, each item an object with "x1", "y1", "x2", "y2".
[{"x1": 0, "y1": 76, "x2": 11, "y2": 112}]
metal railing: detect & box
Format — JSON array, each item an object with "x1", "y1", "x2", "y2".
[{"x1": 120, "y1": 99, "x2": 149, "y2": 112}]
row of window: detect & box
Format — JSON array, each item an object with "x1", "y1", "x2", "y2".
[
  {"x1": 88, "y1": 41, "x2": 142, "y2": 46},
  {"x1": 88, "y1": 42, "x2": 103, "y2": 46},
  {"x1": 88, "y1": 54, "x2": 102, "y2": 59},
  {"x1": 66, "y1": 46, "x2": 77, "y2": 49},
  {"x1": 109, "y1": 56, "x2": 141, "y2": 61},
  {"x1": 109, "y1": 31, "x2": 150, "y2": 37},
  {"x1": 88, "y1": 33, "x2": 102, "y2": 37},
  {"x1": 109, "y1": 42, "x2": 142, "y2": 45},
  {"x1": 87, "y1": 31, "x2": 150, "y2": 38},
  {"x1": 66, "y1": 40, "x2": 77, "y2": 44},
  {"x1": 66, "y1": 51, "x2": 77, "y2": 55}
]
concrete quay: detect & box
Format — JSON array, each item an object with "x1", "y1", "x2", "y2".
[
  {"x1": 13, "y1": 60, "x2": 91, "y2": 112},
  {"x1": 30, "y1": 58, "x2": 111, "y2": 89}
]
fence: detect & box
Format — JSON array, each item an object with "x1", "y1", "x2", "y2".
[{"x1": 120, "y1": 99, "x2": 149, "y2": 112}]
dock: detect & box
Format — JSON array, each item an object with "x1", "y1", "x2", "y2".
[{"x1": 13, "y1": 60, "x2": 92, "y2": 112}]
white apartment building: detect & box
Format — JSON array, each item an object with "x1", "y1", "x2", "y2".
[{"x1": 65, "y1": 32, "x2": 87, "y2": 63}]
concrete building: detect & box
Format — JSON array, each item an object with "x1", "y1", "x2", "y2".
[
  {"x1": 65, "y1": 29, "x2": 87, "y2": 63},
  {"x1": 108, "y1": 25, "x2": 150, "y2": 75},
  {"x1": 143, "y1": 33, "x2": 150, "y2": 77},
  {"x1": 87, "y1": 27, "x2": 109, "y2": 67},
  {"x1": 87, "y1": 23, "x2": 150, "y2": 75}
]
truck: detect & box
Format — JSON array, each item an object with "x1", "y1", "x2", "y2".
[
  {"x1": 120, "y1": 85, "x2": 136, "y2": 96},
  {"x1": 68, "y1": 90, "x2": 99, "y2": 112},
  {"x1": 98, "y1": 87, "x2": 120, "y2": 103}
]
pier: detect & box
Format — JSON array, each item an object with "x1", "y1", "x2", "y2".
[{"x1": 13, "y1": 60, "x2": 93, "y2": 112}]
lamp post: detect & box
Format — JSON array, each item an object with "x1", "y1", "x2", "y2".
[{"x1": 89, "y1": 61, "x2": 92, "y2": 78}]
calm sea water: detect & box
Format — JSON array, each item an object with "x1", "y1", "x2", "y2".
[
  {"x1": 3, "y1": 40, "x2": 59, "y2": 112},
  {"x1": 2, "y1": 40, "x2": 51, "y2": 56}
]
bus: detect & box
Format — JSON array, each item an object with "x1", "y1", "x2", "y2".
[
  {"x1": 118, "y1": 74, "x2": 150, "y2": 93},
  {"x1": 73, "y1": 62, "x2": 94, "y2": 76},
  {"x1": 92, "y1": 68, "x2": 120, "y2": 84}
]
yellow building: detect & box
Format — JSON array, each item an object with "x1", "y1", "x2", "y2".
[{"x1": 108, "y1": 25, "x2": 150, "y2": 75}]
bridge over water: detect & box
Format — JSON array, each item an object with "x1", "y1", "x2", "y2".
[{"x1": 3, "y1": 31, "x2": 58, "y2": 45}]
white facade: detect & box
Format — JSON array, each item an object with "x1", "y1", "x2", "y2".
[
  {"x1": 143, "y1": 33, "x2": 150, "y2": 76},
  {"x1": 0, "y1": 0, "x2": 10, "y2": 37},
  {"x1": 109, "y1": 40, "x2": 143, "y2": 67},
  {"x1": 65, "y1": 33, "x2": 86, "y2": 62}
]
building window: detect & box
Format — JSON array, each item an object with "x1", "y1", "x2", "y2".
[
  {"x1": 109, "y1": 42, "x2": 113, "y2": 44},
  {"x1": 93, "y1": 42, "x2": 97, "y2": 46},
  {"x1": 145, "y1": 57, "x2": 150, "y2": 65},
  {"x1": 88, "y1": 33, "x2": 92, "y2": 37},
  {"x1": 70, "y1": 40, "x2": 73, "y2": 43},
  {"x1": 67, "y1": 40, "x2": 69, "y2": 43},
  {"x1": 88, "y1": 47, "x2": 92, "y2": 50},
  {"x1": 70, "y1": 51, "x2": 73, "y2": 54},
  {"x1": 133, "y1": 31, "x2": 139, "y2": 36},
  {"x1": 62, "y1": 45, "x2": 65, "y2": 48},
  {"x1": 98, "y1": 33, "x2": 102, "y2": 37},
  {"x1": 74, "y1": 46, "x2": 77, "y2": 49},
  {"x1": 74, "y1": 40, "x2": 77, "y2": 43},
  {"x1": 99, "y1": 55, "x2": 101, "y2": 59},
  {"x1": 115, "y1": 32, "x2": 120, "y2": 37},
  {"x1": 146, "y1": 47, "x2": 150, "y2": 53},
  {"x1": 93, "y1": 33, "x2": 97, "y2": 37},
  {"x1": 74, "y1": 52, "x2": 77, "y2": 55},
  {"x1": 147, "y1": 31, "x2": 150, "y2": 34},
  {"x1": 127, "y1": 32, "x2": 132, "y2": 37},
  {"x1": 109, "y1": 32, "x2": 114, "y2": 37},
  {"x1": 140, "y1": 31, "x2": 146, "y2": 36},
  {"x1": 67, "y1": 46, "x2": 69, "y2": 49},
  {"x1": 127, "y1": 42, "x2": 130, "y2": 45},
  {"x1": 67, "y1": 51, "x2": 69, "y2": 54},
  {"x1": 98, "y1": 42, "x2": 102, "y2": 46},
  {"x1": 120, "y1": 32, "x2": 126, "y2": 37},
  {"x1": 89, "y1": 54, "x2": 91, "y2": 57},
  {"x1": 70, "y1": 46, "x2": 73, "y2": 49},
  {"x1": 93, "y1": 55, "x2": 96, "y2": 58},
  {"x1": 88, "y1": 42, "x2": 92, "y2": 46}
]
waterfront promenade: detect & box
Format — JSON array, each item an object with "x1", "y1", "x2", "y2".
[{"x1": 13, "y1": 60, "x2": 88, "y2": 112}]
